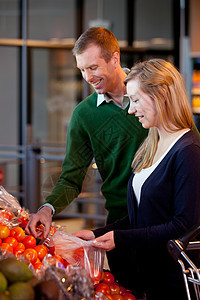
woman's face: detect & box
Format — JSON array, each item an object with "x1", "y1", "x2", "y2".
[{"x1": 127, "y1": 79, "x2": 159, "y2": 129}]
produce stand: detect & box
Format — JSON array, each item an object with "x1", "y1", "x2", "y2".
[{"x1": 0, "y1": 186, "x2": 137, "y2": 300}]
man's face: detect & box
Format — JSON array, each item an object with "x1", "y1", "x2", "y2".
[{"x1": 76, "y1": 44, "x2": 117, "y2": 94}]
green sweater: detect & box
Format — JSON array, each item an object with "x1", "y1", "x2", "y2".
[{"x1": 45, "y1": 92, "x2": 148, "y2": 223}]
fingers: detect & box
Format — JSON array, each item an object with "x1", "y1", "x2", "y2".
[
  {"x1": 72, "y1": 230, "x2": 95, "y2": 240},
  {"x1": 25, "y1": 206, "x2": 52, "y2": 239},
  {"x1": 92, "y1": 231, "x2": 115, "y2": 251}
]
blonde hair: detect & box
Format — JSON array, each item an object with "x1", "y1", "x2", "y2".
[{"x1": 124, "y1": 58, "x2": 194, "y2": 172}]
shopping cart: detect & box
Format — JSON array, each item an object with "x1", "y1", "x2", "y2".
[{"x1": 168, "y1": 224, "x2": 200, "y2": 300}]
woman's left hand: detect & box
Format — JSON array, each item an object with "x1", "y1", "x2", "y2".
[{"x1": 93, "y1": 231, "x2": 115, "y2": 251}]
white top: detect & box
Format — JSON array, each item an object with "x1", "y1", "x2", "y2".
[{"x1": 133, "y1": 130, "x2": 190, "y2": 206}]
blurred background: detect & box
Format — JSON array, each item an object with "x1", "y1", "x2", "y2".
[{"x1": 0, "y1": 0, "x2": 199, "y2": 230}]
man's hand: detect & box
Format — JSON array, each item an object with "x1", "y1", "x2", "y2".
[
  {"x1": 25, "y1": 206, "x2": 52, "y2": 239},
  {"x1": 72, "y1": 230, "x2": 95, "y2": 241},
  {"x1": 93, "y1": 231, "x2": 115, "y2": 251}
]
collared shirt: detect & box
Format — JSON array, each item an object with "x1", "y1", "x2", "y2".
[{"x1": 97, "y1": 93, "x2": 129, "y2": 110}]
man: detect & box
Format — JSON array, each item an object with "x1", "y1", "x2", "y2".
[{"x1": 26, "y1": 27, "x2": 148, "y2": 288}]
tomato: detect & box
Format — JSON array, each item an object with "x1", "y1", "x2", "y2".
[
  {"x1": 49, "y1": 245, "x2": 55, "y2": 255},
  {"x1": 36, "y1": 224, "x2": 45, "y2": 239},
  {"x1": 0, "y1": 224, "x2": 10, "y2": 239},
  {"x1": 34, "y1": 245, "x2": 48, "y2": 261},
  {"x1": 123, "y1": 292, "x2": 136, "y2": 300},
  {"x1": 111, "y1": 294, "x2": 124, "y2": 300},
  {"x1": 92, "y1": 269, "x2": 102, "y2": 283},
  {"x1": 102, "y1": 271, "x2": 115, "y2": 285},
  {"x1": 13, "y1": 242, "x2": 25, "y2": 256},
  {"x1": 18, "y1": 216, "x2": 29, "y2": 229},
  {"x1": 110, "y1": 283, "x2": 120, "y2": 295},
  {"x1": 0, "y1": 238, "x2": 2, "y2": 246},
  {"x1": 10, "y1": 226, "x2": 25, "y2": 242},
  {"x1": 23, "y1": 248, "x2": 38, "y2": 264},
  {"x1": 3, "y1": 237, "x2": 18, "y2": 249},
  {"x1": 119, "y1": 286, "x2": 127, "y2": 295},
  {"x1": 95, "y1": 282, "x2": 111, "y2": 295},
  {"x1": 50, "y1": 226, "x2": 57, "y2": 235},
  {"x1": 73, "y1": 247, "x2": 84, "y2": 260},
  {"x1": 0, "y1": 210, "x2": 14, "y2": 220},
  {"x1": 1, "y1": 242, "x2": 13, "y2": 253},
  {"x1": 23, "y1": 235, "x2": 36, "y2": 248},
  {"x1": 33, "y1": 261, "x2": 42, "y2": 270}
]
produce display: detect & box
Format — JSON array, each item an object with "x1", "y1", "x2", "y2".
[{"x1": 0, "y1": 187, "x2": 138, "y2": 300}]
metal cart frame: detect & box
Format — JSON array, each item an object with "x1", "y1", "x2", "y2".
[{"x1": 168, "y1": 224, "x2": 200, "y2": 300}]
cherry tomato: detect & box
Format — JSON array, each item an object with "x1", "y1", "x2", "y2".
[
  {"x1": 23, "y1": 235, "x2": 36, "y2": 248},
  {"x1": 102, "y1": 271, "x2": 115, "y2": 285},
  {"x1": 49, "y1": 245, "x2": 55, "y2": 255},
  {"x1": 111, "y1": 294, "x2": 124, "y2": 300},
  {"x1": 3, "y1": 237, "x2": 18, "y2": 249},
  {"x1": 34, "y1": 245, "x2": 48, "y2": 261},
  {"x1": 18, "y1": 216, "x2": 29, "y2": 229},
  {"x1": 23, "y1": 248, "x2": 38, "y2": 264},
  {"x1": 13, "y1": 242, "x2": 25, "y2": 256},
  {"x1": 0, "y1": 224, "x2": 10, "y2": 239},
  {"x1": 1, "y1": 242, "x2": 13, "y2": 253},
  {"x1": 0, "y1": 210, "x2": 14, "y2": 220},
  {"x1": 119, "y1": 286, "x2": 127, "y2": 295},
  {"x1": 123, "y1": 292, "x2": 136, "y2": 300},
  {"x1": 110, "y1": 283, "x2": 120, "y2": 295},
  {"x1": 10, "y1": 226, "x2": 25, "y2": 242},
  {"x1": 91, "y1": 268, "x2": 102, "y2": 283},
  {"x1": 33, "y1": 261, "x2": 42, "y2": 270},
  {"x1": 95, "y1": 282, "x2": 111, "y2": 295}
]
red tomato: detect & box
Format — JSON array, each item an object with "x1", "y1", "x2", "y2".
[
  {"x1": 23, "y1": 235, "x2": 36, "y2": 248},
  {"x1": 92, "y1": 269, "x2": 102, "y2": 283},
  {"x1": 95, "y1": 282, "x2": 111, "y2": 295},
  {"x1": 73, "y1": 247, "x2": 84, "y2": 260},
  {"x1": 0, "y1": 210, "x2": 14, "y2": 220},
  {"x1": 10, "y1": 226, "x2": 25, "y2": 242},
  {"x1": 0, "y1": 238, "x2": 2, "y2": 246},
  {"x1": 33, "y1": 261, "x2": 42, "y2": 270},
  {"x1": 123, "y1": 292, "x2": 136, "y2": 300},
  {"x1": 110, "y1": 283, "x2": 120, "y2": 295},
  {"x1": 119, "y1": 286, "x2": 127, "y2": 295},
  {"x1": 0, "y1": 224, "x2": 10, "y2": 239},
  {"x1": 3, "y1": 237, "x2": 18, "y2": 249},
  {"x1": 48, "y1": 245, "x2": 55, "y2": 255},
  {"x1": 18, "y1": 216, "x2": 29, "y2": 229},
  {"x1": 23, "y1": 248, "x2": 38, "y2": 264},
  {"x1": 1, "y1": 242, "x2": 13, "y2": 253},
  {"x1": 13, "y1": 242, "x2": 25, "y2": 256},
  {"x1": 34, "y1": 245, "x2": 48, "y2": 261},
  {"x1": 111, "y1": 294, "x2": 124, "y2": 300},
  {"x1": 102, "y1": 271, "x2": 115, "y2": 285}
]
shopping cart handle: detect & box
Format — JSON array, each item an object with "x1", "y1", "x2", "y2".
[
  {"x1": 167, "y1": 223, "x2": 200, "y2": 262},
  {"x1": 179, "y1": 223, "x2": 200, "y2": 249}
]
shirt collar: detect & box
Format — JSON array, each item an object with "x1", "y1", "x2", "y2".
[{"x1": 97, "y1": 93, "x2": 129, "y2": 110}]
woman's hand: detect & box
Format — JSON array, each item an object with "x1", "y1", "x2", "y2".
[
  {"x1": 93, "y1": 231, "x2": 115, "y2": 251},
  {"x1": 72, "y1": 230, "x2": 95, "y2": 241}
]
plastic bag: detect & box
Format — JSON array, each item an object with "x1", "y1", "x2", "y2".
[{"x1": 51, "y1": 231, "x2": 105, "y2": 284}]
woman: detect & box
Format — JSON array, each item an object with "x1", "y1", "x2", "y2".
[{"x1": 73, "y1": 59, "x2": 200, "y2": 299}]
